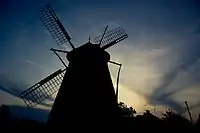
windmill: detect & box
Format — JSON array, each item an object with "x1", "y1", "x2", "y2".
[{"x1": 19, "y1": 4, "x2": 128, "y2": 130}]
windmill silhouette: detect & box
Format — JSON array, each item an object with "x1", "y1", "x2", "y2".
[{"x1": 20, "y1": 4, "x2": 128, "y2": 130}]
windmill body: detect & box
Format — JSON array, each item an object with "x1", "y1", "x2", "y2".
[{"x1": 48, "y1": 42, "x2": 119, "y2": 129}]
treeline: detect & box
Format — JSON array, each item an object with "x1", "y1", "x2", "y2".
[
  {"x1": 0, "y1": 103, "x2": 200, "y2": 132},
  {"x1": 118, "y1": 102, "x2": 200, "y2": 132}
]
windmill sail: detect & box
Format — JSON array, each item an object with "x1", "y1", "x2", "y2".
[
  {"x1": 20, "y1": 69, "x2": 66, "y2": 107},
  {"x1": 39, "y1": 5, "x2": 75, "y2": 49},
  {"x1": 93, "y1": 27, "x2": 128, "y2": 49}
]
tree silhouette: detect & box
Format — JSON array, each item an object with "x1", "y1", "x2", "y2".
[
  {"x1": 118, "y1": 102, "x2": 136, "y2": 118},
  {"x1": 161, "y1": 109, "x2": 189, "y2": 123},
  {"x1": 161, "y1": 109, "x2": 193, "y2": 132}
]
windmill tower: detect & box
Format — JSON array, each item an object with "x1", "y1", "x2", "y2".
[{"x1": 20, "y1": 5, "x2": 128, "y2": 130}]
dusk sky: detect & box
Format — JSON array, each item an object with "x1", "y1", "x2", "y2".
[{"x1": 1, "y1": 0, "x2": 200, "y2": 121}]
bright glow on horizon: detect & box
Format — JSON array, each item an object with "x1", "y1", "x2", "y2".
[{"x1": 118, "y1": 84, "x2": 147, "y2": 112}]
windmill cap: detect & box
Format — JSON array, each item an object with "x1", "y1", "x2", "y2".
[{"x1": 67, "y1": 42, "x2": 110, "y2": 63}]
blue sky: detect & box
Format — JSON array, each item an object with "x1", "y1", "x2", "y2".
[{"x1": 1, "y1": 0, "x2": 200, "y2": 121}]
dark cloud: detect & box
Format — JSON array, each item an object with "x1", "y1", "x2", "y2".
[
  {"x1": 0, "y1": 74, "x2": 24, "y2": 97},
  {"x1": 149, "y1": 51, "x2": 200, "y2": 114},
  {"x1": 0, "y1": 79, "x2": 55, "y2": 108},
  {"x1": 149, "y1": 67, "x2": 183, "y2": 113},
  {"x1": 0, "y1": 85, "x2": 21, "y2": 97}
]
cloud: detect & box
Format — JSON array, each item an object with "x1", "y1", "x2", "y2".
[
  {"x1": 0, "y1": 58, "x2": 63, "y2": 109},
  {"x1": 1, "y1": 0, "x2": 200, "y2": 119},
  {"x1": 0, "y1": 75, "x2": 56, "y2": 108},
  {"x1": 0, "y1": 74, "x2": 23, "y2": 96},
  {"x1": 149, "y1": 68, "x2": 183, "y2": 113},
  {"x1": 150, "y1": 54, "x2": 200, "y2": 113},
  {"x1": 106, "y1": 17, "x2": 200, "y2": 115},
  {"x1": 23, "y1": 59, "x2": 48, "y2": 72}
]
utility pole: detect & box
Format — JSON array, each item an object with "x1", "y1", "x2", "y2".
[{"x1": 185, "y1": 101, "x2": 193, "y2": 123}]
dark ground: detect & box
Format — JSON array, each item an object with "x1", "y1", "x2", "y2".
[{"x1": 0, "y1": 103, "x2": 200, "y2": 132}]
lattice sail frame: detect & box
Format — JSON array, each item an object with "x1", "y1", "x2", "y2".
[
  {"x1": 39, "y1": 5, "x2": 73, "y2": 48},
  {"x1": 20, "y1": 69, "x2": 66, "y2": 107},
  {"x1": 93, "y1": 27, "x2": 128, "y2": 49}
]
